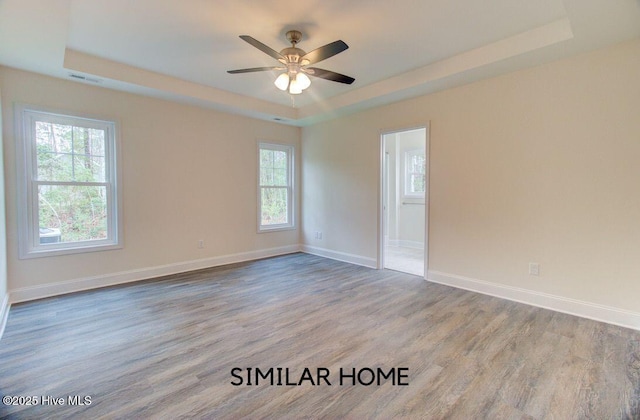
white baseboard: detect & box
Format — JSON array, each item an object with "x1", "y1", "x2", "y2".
[
  {"x1": 9, "y1": 245, "x2": 301, "y2": 304},
  {"x1": 6, "y1": 247, "x2": 638, "y2": 332},
  {"x1": 301, "y1": 245, "x2": 377, "y2": 269},
  {"x1": 0, "y1": 293, "x2": 9, "y2": 341},
  {"x1": 428, "y1": 270, "x2": 640, "y2": 331}
]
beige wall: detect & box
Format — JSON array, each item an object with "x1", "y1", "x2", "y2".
[
  {"x1": 0, "y1": 67, "x2": 300, "y2": 292},
  {"x1": 302, "y1": 38, "x2": 640, "y2": 313},
  {"x1": 2, "y1": 38, "x2": 639, "y2": 318}
]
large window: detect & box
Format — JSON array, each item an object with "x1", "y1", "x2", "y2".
[
  {"x1": 404, "y1": 149, "x2": 426, "y2": 198},
  {"x1": 16, "y1": 105, "x2": 121, "y2": 258},
  {"x1": 258, "y1": 142, "x2": 294, "y2": 231}
]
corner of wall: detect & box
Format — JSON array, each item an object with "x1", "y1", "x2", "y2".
[{"x1": 300, "y1": 244, "x2": 377, "y2": 269}]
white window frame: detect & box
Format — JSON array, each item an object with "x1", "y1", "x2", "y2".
[
  {"x1": 404, "y1": 149, "x2": 426, "y2": 198},
  {"x1": 15, "y1": 104, "x2": 122, "y2": 259},
  {"x1": 257, "y1": 142, "x2": 295, "y2": 232}
]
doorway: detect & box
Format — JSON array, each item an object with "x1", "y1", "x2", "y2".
[{"x1": 380, "y1": 126, "x2": 429, "y2": 277}]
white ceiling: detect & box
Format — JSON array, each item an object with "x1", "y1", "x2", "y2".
[{"x1": 1, "y1": 0, "x2": 639, "y2": 125}]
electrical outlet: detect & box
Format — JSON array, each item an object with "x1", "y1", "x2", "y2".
[
  {"x1": 198, "y1": 240, "x2": 204, "y2": 249},
  {"x1": 317, "y1": 231, "x2": 322, "y2": 240},
  {"x1": 529, "y1": 262, "x2": 540, "y2": 276}
]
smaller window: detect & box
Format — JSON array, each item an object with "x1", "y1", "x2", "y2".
[
  {"x1": 404, "y1": 149, "x2": 426, "y2": 198},
  {"x1": 258, "y1": 142, "x2": 294, "y2": 231}
]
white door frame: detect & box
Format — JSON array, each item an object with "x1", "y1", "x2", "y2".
[{"x1": 379, "y1": 124, "x2": 430, "y2": 279}]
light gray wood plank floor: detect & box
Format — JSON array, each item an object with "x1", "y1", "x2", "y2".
[{"x1": 1, "y1": 253, "x2": 638, "y2": 419}]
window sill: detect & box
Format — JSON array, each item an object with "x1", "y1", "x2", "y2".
[
  {"x1": 258, "y1": 225, "x2": 296, "y2": 234},
  {"x1": 19, "y1": 242, "x2": 123, "y2": 259}
]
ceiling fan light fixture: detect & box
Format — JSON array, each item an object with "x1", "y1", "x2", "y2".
[
  {"x1": 274, "y1": 72, "x2": 290, "y2": 91},
  {"x1": 296, "y1": 72, "x2": 311, "y2": 90},
  {"x1": 289, "y1": 77, "x2": 303, "y2": 94}
]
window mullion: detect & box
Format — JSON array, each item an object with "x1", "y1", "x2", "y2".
[{"x1": 35, "y1": 180, "x2": 109, "y2": 187}]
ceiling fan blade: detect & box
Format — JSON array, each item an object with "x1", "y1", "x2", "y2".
[
  {"x1": 239, "y1": 35, "x2": 284, "y2": 61},
  {"x1": 301, "y1": 40, "x2": 348, "y2": 65},
  {"x1": 306, "y1": 67, "x2": 355, "y2": 84},
  {"x1": 227, "y1": 66, "x2": 284, "y2": 74}
]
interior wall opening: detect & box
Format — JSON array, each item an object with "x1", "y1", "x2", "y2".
[{"x1": 380, "y1": 127, "x2": 428, "y2": 277}]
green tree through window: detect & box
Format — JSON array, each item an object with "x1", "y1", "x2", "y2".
[
  {"x1": 258, "y1": 143, "x2": 294, "y2": 230},
  {"x1": 36, "y1": 122, "x2": 108, "y2": 242}
]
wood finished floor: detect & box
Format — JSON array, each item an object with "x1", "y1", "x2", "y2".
[{"x1": 0, "y1": 253, "x2": 638, "y2": 419}]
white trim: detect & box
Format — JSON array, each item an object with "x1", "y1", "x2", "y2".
[
  {"x1": 428, "y1": 270, "x2": 640, "y2": 331},
  {"x1": 0, "y1": 293, "x2": 9, "y2": 341},
  {"x1": 301, "y1": 245, "x2": 377, "y2": 269},
  {"x1": 8, "y1": 245, "x2": 300, "y2": 304},
  {"x1": 378, "y1": 135, "x2": 385, "y2": 270},
  {"x1": 424, "y1": 124, "x2": 431, "y2": 280},
  {"x1": 4, "y1": 250, "x2": 639, "y2": 332}
]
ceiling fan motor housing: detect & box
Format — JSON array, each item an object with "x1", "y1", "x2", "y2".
[
  {"x1": 281, "y1": 30, "x2": 308, "y2": 66},
  {"x1": 286, "y1": 30, "x2": 303, "y2": 45},
  {"x1": 280, "y1": 47, "x2": 306, "y2": 64}
]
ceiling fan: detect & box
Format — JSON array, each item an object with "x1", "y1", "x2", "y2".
[{"x1": 227, "y1": 30, "x2": 355, "y2": 95}]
